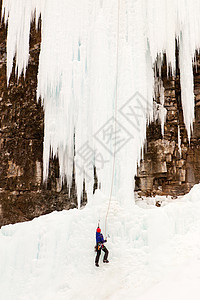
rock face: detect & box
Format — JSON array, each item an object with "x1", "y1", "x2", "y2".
[
  {"x1": 0, "y1": 20, "x2": 79, "y2": 227},
  {"x1": 1, "y1": 14, "x2": 200, "y2": 227},
  {"x1": 135, "y1": 57, "x2": 200, "y2": 197}
]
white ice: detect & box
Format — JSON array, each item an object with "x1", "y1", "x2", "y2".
[
  {"x1": 2, "y1": 1, "x2": 200, "y2": 299},
  {"x1": 2, "y1": 0, "x2": 200, "y2": 204},
  {"x1": 1, "y1": 184, "x2": 200, "y2": 300}
]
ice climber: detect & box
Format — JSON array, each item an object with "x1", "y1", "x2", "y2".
[{"x1": 95, "y1": 227, "x2": 109, "y2": 267}]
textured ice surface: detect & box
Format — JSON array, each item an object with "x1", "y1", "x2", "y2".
[
  {"x1": 1, "y1": 185, "x2": 200, "y2": 299},
  {"x1": 2, "y1": 0, "x2": 200, "y2": 204}
]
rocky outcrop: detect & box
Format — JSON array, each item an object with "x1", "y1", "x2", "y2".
[
  {"x1": 0, "y1": 19, "x2": 80, "y2": 227},
  {"x1": 135, "y1": 57, "x2": 200, "y2": 197}
]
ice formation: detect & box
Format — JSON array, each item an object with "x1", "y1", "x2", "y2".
[
  {"x1": 178, "y1": 125, "x2": 182, "y2": 157},
  {"x1": 2, "y1": 0, "x2": 199, "y2": 206},
  {"x1": 1, "y1": 185, "x2": 200, "y2": 299},
  {"x1": 154, "y1": 78, "x2": 167, "y2": 135}
]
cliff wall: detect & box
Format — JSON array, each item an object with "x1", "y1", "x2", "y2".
[{"x1": 1, "y1": 16, "x2": 200, "y2": 226}]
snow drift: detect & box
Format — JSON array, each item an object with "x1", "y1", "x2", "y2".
[{"x1": 1, "y1": 185, "x2": 200, "y2": 299}]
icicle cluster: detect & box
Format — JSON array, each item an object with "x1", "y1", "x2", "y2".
[
  {"x1": 2, "y1": 0, "x2": 200, "y2": 206},
  {"x1": 154, "y1": 78, "x2": 167, "y2": 136}
]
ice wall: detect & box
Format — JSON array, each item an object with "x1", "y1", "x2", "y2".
[{"x1": 2, "y1": 0, "x2": 200, "y2": 206}]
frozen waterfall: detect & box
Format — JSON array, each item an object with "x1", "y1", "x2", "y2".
[{"x1": 2, "y1": 0, "x2": 200, "y2": 206}]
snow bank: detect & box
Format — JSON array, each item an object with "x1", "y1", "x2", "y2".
[{"x1": 1, "y1": 185, "x2": 200, "y2": 299}]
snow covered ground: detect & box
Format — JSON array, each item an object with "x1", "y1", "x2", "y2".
[{"x1": 1, "y1": 185, "x2": 200, "y2": 300}]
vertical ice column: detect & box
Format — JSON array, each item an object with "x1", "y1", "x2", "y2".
[
  {"x1": 179, "y1": 28, "x2": 194, "y2": 142},
  {"x1": 154, "y1": 78, "x2": 167, "y2": 136},
  {"x1": 2, "y1": 0, "x2": 200, "y2": 203},
  {"x1": 2, "y1": 0, "x2": 42, "y2": 83},
  {"x1": 178, "y1": 125, "x2": 182, "y2": 157}
]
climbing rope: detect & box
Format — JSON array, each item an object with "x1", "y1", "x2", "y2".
[{"x1": 105, "y1": 0, "x2": 120, "y2": 237}]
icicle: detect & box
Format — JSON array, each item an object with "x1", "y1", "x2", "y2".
[
  {"x1": 3, "y1": 0, "x2": 200, "y2": 204},
  {"x1": 153, "y1": 78, "x2": 167, "y2": 136},
  {"x1": 179, "y1": 29, "x2": 194, "y2": 142},
  {"x1": 178, "y1": 125, "x2": 182, "y2": 158},
  {"x1": 159, "y1": 80, "x2": 167, "y2": 136},
  {"x1": 158, "y1": 79, "x2": 167, "y2": 136}
]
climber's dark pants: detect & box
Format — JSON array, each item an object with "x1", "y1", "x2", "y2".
[{"x1": 95, "y1": 245, "x2": 109, "y2": 264}]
